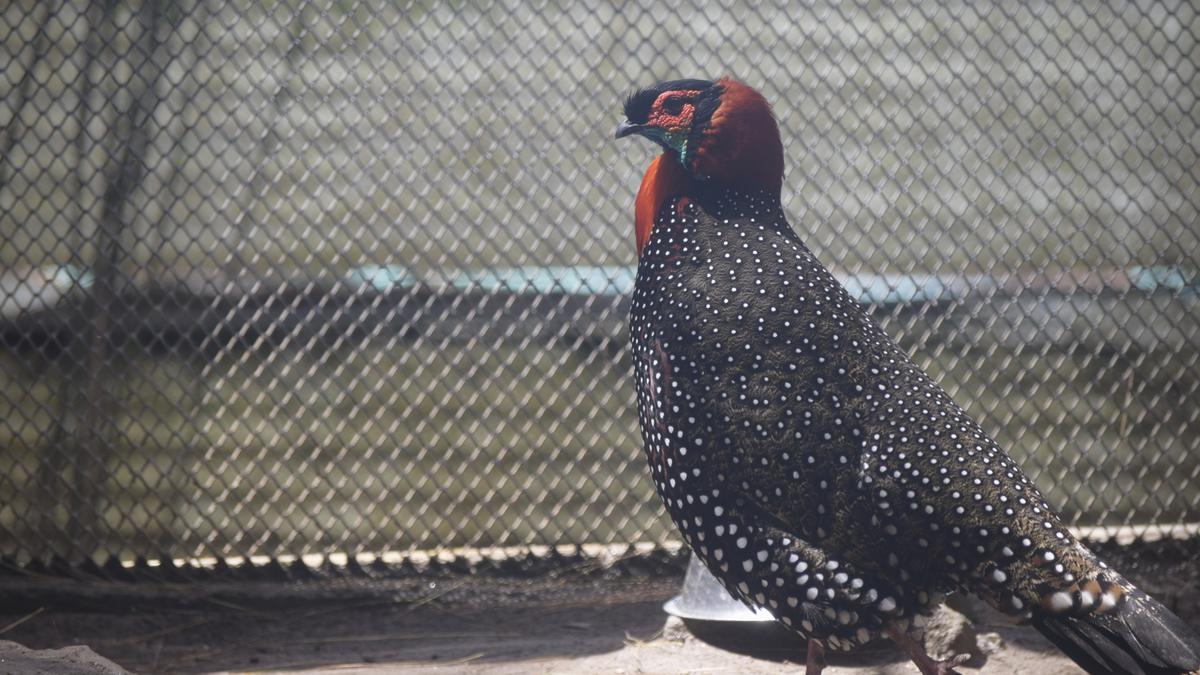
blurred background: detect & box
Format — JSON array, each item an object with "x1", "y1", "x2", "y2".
[{"x1": 0, "y1": 0, "x2": 1197, "y2": 569}]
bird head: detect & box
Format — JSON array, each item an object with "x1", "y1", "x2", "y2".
[
  {"x1": 616, "y1": 79, "x2": 721, "y2": 167},
  {"x1": 616, "y1": 77, "x2": 784, "y2": 197}
]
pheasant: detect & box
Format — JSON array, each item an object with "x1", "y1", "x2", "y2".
[{"x1": 616, "y1": 77, "x2": 1200, "y2": 675}]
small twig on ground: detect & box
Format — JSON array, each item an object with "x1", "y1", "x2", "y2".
[
  {"x1": 93, "y1": 617, "x2": 215, "y2": 647},
  {"x1": 150, "y1": 638, "x2": 163, "y2": 673},
  {"x1": 278, "y1": 631, "x2": 515, "y2": 646},
  {"x1": 200, "y1": 596, "x2": 279, "y2": 619},
  {"x1": 439, "y1": 651, "x2": 485, "y2": 666},
  {"x1": 623, "y1": 628, "x2": 665, "y2": 647},
  {"x1": 295, "y1": 598, "x2": 405, "y2": 619},
  {"x1": 0, "y1": 607, "x2": 45, "y2": 635}
]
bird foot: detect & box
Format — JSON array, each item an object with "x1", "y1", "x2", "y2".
[
  {"x1": 886, "y1": 624, "x2": 969, "y2": 675},
  {"x1": 805, "y1": 638, "x2": 826, "y2": 675}
]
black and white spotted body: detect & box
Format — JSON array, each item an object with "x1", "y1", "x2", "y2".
[
  {"x1": 629, "y1": 186, "x2": 1127, "y2": 651},
  {"x1": 620, "y1": 77, "x2": 1200, "y2": 673}
]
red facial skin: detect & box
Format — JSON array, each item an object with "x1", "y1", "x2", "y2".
[{"x1": 646, "y1": 89, "x2": 703, "y2": 134}]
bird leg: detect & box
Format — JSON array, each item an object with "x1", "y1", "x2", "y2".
[
  {"x1": 805, "y1": 638, "x2": 826, "y2": 675},
  {"x1": 885, "y1": 624, "x2": 968, "y2": 675}
]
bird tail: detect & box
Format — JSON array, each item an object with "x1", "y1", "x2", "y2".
[{"x1": 1031, "y1": 584, "x2": 1200, "y2": 675}]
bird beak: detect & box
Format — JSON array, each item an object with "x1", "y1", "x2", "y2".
[{"x1": 614, "y1": 120, "x2": 643, "y2": 139}]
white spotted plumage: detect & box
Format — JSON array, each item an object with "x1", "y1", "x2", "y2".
[
  {"x1": 622, "y1": 77, "x2": 1200, "y2": 674},
  {"x1": 629, "y1": 188, "x2": 1113, "y2": 649}
]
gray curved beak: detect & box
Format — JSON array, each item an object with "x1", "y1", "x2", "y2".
[{"x1": 614, "y1": 120, "x2": 643, "y2": 139}]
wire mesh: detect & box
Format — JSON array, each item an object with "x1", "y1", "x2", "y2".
[{"x1": 0, "y1": 0, "x2": 1197, "y2": 567}]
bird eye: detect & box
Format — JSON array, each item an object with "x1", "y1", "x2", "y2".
[{"x1": 662, "y1": 97, "x2": 686, "y2": 116}]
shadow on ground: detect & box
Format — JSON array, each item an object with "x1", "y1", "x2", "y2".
[{"x1": 0, "y1": 574, "x2": 688, "y2": 673}]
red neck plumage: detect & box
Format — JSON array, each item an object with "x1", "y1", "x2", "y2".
[
  {"x1": 691, "y1": 78, "x2": 784, "y2": 197},
  {"x1": 634, "y1": 154, "x2": 691, "y2": 256},
  {"x1": 633, "y1": 78, "x2": 784, "y2": 257}
]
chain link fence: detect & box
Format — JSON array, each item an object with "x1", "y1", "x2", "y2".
[{"x1": 0, "y1": 0, "x2": 1197, "y2": 569}]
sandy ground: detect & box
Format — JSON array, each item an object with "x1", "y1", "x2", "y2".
[
  {"x1": 0, "y1": 576, "x2": 1092, "y2": 675},
  {"x1": 269, "y1": 612, "x2": 1089, "y2": 675},
  {"x1": 0, "y1": 541, "x2": 1195, "y2": 674}
]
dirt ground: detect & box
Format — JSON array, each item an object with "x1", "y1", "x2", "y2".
[
  {"x1": 0, "y1": 578, "x2": 1081, "y2": 675},
  {"x1": 0, "y1": 540, "x2": 1196, "y2": 674}
]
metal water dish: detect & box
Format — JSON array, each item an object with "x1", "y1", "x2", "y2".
[{"x1": 664, "y1": 554, "x2": 776, "y2": 621}]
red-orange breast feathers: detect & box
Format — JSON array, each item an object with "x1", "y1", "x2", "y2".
[{"x1": 634, "y1": 153, "x2": 690, "y2": 256}]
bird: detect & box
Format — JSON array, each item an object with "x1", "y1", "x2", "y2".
[{"x1": 615, "y1": 76, "x2": 1200, "y2": 675}]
